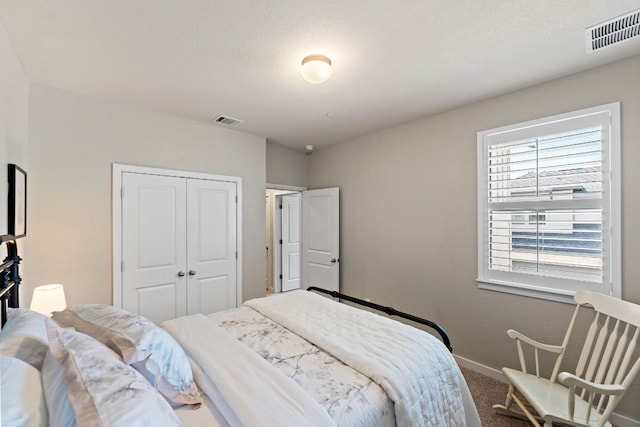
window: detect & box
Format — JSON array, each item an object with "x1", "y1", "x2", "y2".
[{"x1": 477, "y1": 103, "x2": 620, "y2": 303}]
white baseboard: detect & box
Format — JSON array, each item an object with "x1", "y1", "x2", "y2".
[
  {"x1": 454, "y1": 355, "x2": 640, "y2": 427},
  {"x1": 454, "y1": 354, "x2": 506, "y2": 383},
  {"x1": 611, "y1": 413, "x2": 640, "y2": 427}
]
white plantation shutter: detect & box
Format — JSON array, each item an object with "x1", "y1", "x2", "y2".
[{"x1": 477, "y1": 103, "x2": 620, "y2": 302}]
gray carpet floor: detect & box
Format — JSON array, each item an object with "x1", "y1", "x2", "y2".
[{"x1": 461, "y1": 367, "x2": 531, "y2": 426}]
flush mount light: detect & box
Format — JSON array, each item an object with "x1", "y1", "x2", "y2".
[{"x1": 300, "y1": 55, "x2": 332, "y2": 84}]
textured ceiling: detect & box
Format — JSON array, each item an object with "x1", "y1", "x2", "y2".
[{"x1": 1, "y1": 1, "x2": 639, "y2": 151}]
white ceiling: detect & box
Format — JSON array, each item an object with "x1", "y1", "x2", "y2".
[{"x1": 1, "y1": 1, "x2": 639, "y2": 151}]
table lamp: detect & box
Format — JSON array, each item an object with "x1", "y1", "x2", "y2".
[{"x1": 30, "y1": 284, "x2": 67, "y2": 316}]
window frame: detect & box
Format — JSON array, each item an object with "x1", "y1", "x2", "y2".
[{"x1": 476, "y1": 103, "x2": 621, "y2": 303}]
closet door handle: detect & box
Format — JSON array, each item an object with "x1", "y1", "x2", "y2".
[
  {"x1": 177, "y1": 271, "x2": 186, "y2": 277},
  {"x1": 188, "y1": 270, "x2": 196, "y2": 276}
]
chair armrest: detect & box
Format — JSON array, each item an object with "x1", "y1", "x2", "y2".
[
  {"x1": 507, "y1": 329, "x2": 564, "y2": 354},
  {"x1": 558, "y1": 372, "x2": 626, "y2": 396}
]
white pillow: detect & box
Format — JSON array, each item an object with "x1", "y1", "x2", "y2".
[
  {"x1": 0, "y1": 355, "x2": 48, "y2": 427},
  {"x1": 62, "y1": 304, "x2": 201, "y2": 406},
  {"x1": 44, "y1": 319, "x2": 182, "y2": 427},
  {"x1": 51, "y1": 309, "x2": 149, "y2": 364},
  {"x1": 0, "y1": 308, "x2": 49, "y2": 369},
  {"x1": 41, "y1": 351, "x2": 76, "y2": 427}
]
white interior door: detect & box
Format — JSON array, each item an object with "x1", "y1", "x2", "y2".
[
  {"x1": 280, "y1": 193, "x2": 301, "y2": 292},
  {"x1": 265, "y1": 193, "x2": 272, "y2": 292},
  {"x1": 302, "y1": 187, "x2": 339, "y2": 292},
  {"x1": 186, "y1": 179, "x2": 237, "y2": 314},
  {"x1": 121, "y1": 172, "x2": 187, "y2": 324}
]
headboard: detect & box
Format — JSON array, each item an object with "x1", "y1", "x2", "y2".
[{"x1": 0, "y1": 234, "x2": 21, "y2": 327}]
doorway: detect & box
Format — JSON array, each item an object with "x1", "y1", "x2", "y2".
[
  {"x1": 266, "y1": 186, "x2": 303, "y2": 294},
  {"x1": 265, "y1": 185, "x2": 340, "y2": 295}
]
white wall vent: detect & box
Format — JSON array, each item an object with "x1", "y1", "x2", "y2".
[
  {"x1": 213, "y1": 115, "x2": 244, "y2": 126},
  {"x1": 586, "y1": 9, "x2": 640, "y2": 52}
]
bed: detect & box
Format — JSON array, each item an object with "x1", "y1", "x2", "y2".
[{"x1": 0, "y1": 236, "x2": 480, "y2": 427}]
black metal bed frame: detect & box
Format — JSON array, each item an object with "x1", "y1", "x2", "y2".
[
  {"x1": 0, "y1": 235, "x2": 21, "y2": 327},
  {"x1": 307, "y1": 286, "x2": 452, "y2": 352}
]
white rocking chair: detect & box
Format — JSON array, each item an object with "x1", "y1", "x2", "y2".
[{"x1": 494, "y1": 291, "x2": 640, "y2": 427}]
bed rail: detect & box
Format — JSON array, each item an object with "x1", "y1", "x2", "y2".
[
  {"x1": 307, "y1": 287, "x2": 452, "y2": 352},
  {"x1": 1, "y1": 234, "x2": 21, "y2": 327}
]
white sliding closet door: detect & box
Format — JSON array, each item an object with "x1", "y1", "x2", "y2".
[
  {"x1": 186, "y1": 179, "x2": 237, "y2": 314},
  {"x1": 121, "y1": 172, "x2": 188, "y2": 324}
]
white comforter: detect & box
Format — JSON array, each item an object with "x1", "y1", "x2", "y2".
[
  {"x1": 245, "y1": 290, "x2": 480, "y2": 427},
  {"x1": 163, "y1": 314, "x2": 336, "y2": 427}
]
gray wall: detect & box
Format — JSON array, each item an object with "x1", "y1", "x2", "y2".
[
  {"x1": 0, "y1": 21, "x2": 29, "y2": 297},
  {"x1": 266, "y1": 142, "x2": 308, "y2": 188},
  {"x1": 26, "y1": 85, "x2": 267, "y2": 307},
  {"x1": 308, "y1": 54, "x2": 640, "y2": 420}
]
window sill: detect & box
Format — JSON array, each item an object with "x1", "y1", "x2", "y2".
[{"x1": 476, "y1": 279, "x2": 576, "y2": 304}]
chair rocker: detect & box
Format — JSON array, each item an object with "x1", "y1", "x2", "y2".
[{"x1": 493, "y1": 291, "x2": 640, "y2": 427}]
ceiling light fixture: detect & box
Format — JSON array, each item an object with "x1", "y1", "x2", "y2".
[{"x1": 300, "y1": 55, "x2": 332, "y2": 84}]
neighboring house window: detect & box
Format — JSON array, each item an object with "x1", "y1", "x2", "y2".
[{"x1": 477, "y1": 103, "x2": 620, "y2": 303}]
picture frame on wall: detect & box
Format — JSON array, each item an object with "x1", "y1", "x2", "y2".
[{"x1": 8, "y1": 164, "x2": 26, "y2": 238}]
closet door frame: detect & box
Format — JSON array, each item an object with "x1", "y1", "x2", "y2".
[{"x1": 112, "y1": 163, "x2": 242, "y2": 309}]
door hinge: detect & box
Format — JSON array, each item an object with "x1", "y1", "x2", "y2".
[
  {"x1": 279, "y1": 239, "x2": 283, "y2": 244},
  {"x1": 121, "y1": 261, "x2": 125, "y2": 272},
  {"x1": 279, "y1": 204, "x2": 283, "y2": 209},
  {"x1": 235, "y1": 251, "x2": 238, "y2": 259},
  {"x1": 279, "y1": 274, "x2": 283, "y2": 280},
  {"x1": 235, "y1": 195, "x2": 238, "y2": 204},
  {"x1": 121, "y1": 187, "x2": 124, "y2": 199}
]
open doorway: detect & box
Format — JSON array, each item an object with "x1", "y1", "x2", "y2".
[
  {"x1": 266, "y1": 186, "x2": 304, "y2": 294},
  {"x1": 266, "y1": 185, "x2": 340, "y2": 296}
]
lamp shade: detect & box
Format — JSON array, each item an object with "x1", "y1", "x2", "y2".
[
  {"x1": 30, "y1": 284, "x2": 67, "y2": 316},
  {"x1": 300, "y1": 55, "x2": 332, "y2": 84}
]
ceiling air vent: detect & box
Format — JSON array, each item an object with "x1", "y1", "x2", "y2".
[
  {"x1": 213, "y1": 115, "x2": 244, "y2": 126},
  {"x1": 586, "y1": 9, "x2": 640, "y2": 52}
]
